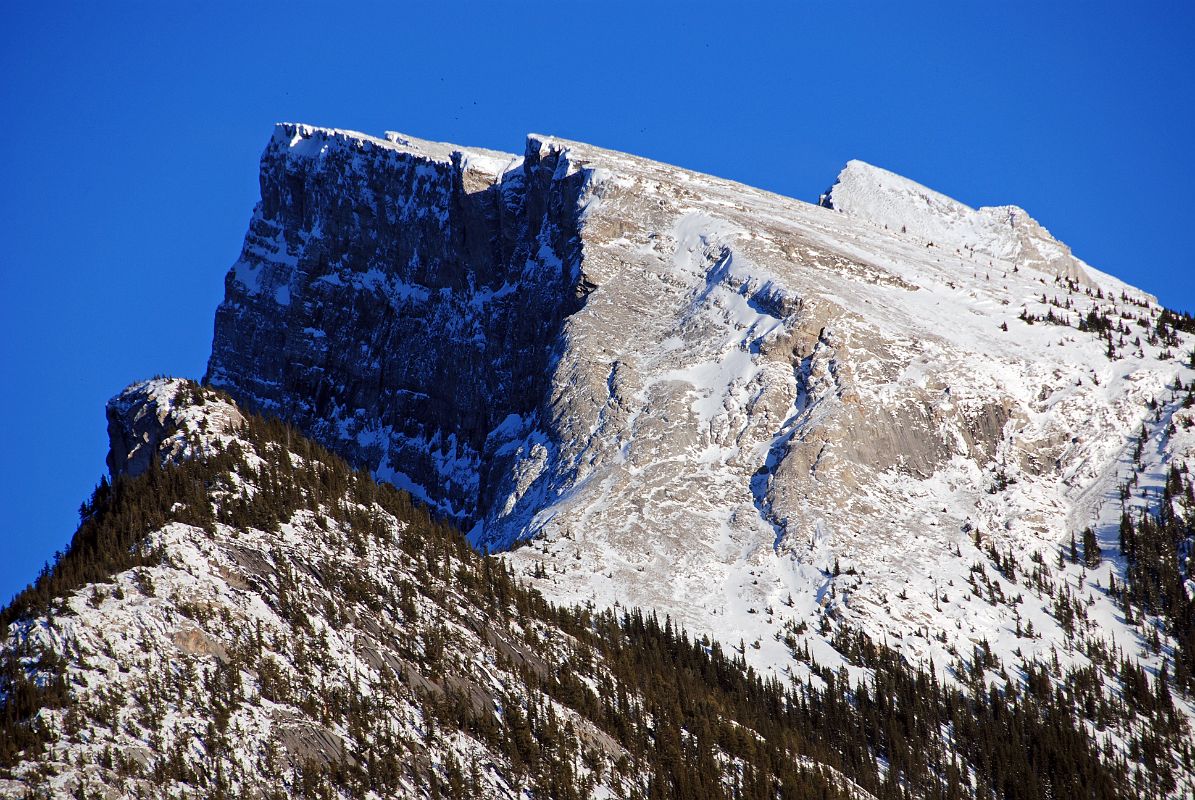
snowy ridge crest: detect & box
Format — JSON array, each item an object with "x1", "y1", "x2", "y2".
[
  {"x1": 818, "y1": 159, "x2": 1141, "y2": 296},
  {"x1": 273, "y1": 121, "x2": 518, "y2": 175}
]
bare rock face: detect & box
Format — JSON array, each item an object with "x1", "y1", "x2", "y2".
[
  {"x1": 106, "y1": 378, "x2": 244, "y2": 478},
  {"x1": 206, "y1": 124, "x2": 590, "y2": 523},
  {"x1": 207, "y1": 124, "x2": 1193, "y2": 697}
]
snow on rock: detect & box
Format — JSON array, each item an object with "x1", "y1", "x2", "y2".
[
  {"x1": 818, "y1": 159, "x2": 1142, "y2": 297},
  {"x1": 106, "y1": 378, "x2": 245, "y2": 478},
  {"x1": 204, "y1": 125, "x2": 1195, "y2": 794},
  {"x1": 207, "y1": 123, "x2": 586, "y2": 529},
  {"x1": 2, "y1": 382, "x2": 885, "y2": 800}
]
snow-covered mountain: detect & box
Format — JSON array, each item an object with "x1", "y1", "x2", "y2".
[
  {"x1": 4, "y1": 380, "x2": 890, "y2": 798},
  {"x1": 209, "y1": 126, "x2": 1189, "y2": 653},
  {"x1": 3, "y1": 123, "x2": 1193, "y2": 798}
]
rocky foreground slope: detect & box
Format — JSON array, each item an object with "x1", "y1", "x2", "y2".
[
  {"x1": 0, "y1": 380, "x2": 1144, "y2": 799},
  {"x1": 1, "y1": 380, "x2": 865, "y2": 799}
]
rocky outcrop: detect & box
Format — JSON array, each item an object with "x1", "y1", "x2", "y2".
[
  {"x1": 106, "y1": 378, "x2": 244, "y2": 478},
  {"x1": 206, "y1": 124, "x2": 593, "y2": 523}
]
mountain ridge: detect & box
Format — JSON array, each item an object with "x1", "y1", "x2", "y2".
[
  {"x1": 200, "y1": 122, "x2": 1195, "y2": 794},
  {"x1": 2, "y1": 123, "x2": 1192, "y2": 797},
  {"x1": 817, "y1": 158, "x2": 1143, "y2": 298}
]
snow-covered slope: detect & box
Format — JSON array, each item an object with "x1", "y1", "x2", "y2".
[
  {"x1": 493, "y1": 141, "x2": 1195, "y2": 784},
  {"x1": 6, "y1": 380, "x2": 901, "y2": 799},
  {"x1": 819, "y1": 159, "x2": 1110, "y2": 291},
  {"x1": 202, "y1": 125, "x2": 1195, "y2": 794}
]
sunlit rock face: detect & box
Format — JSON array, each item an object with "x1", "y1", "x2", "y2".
[{"x1": 209, "y1": 125, "x2": 1192, "y2": 706}]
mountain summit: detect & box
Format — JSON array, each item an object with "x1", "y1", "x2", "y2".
[
  {"x1": 819, "y1": 159, "x2": 1106, "y2": 290},
  {"x1": 202, "y1": 123, "x2": 1194, "y2": 792},
  {"x1": 2, "y1": 124, "x2": 1192, "y2": 798}
]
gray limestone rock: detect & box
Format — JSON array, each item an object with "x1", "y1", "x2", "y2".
[
  {"x1": 206, "y1": 124, "x2": 589, "y2": 526},
  {"x1": 106, "y1": 379, "x2": 244, "y2": 478},
  {"x1": 204, "y1": 124, "x2": 1188, "y2": 679}
]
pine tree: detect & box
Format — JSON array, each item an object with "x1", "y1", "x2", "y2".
[{"x1": 1083, "y1": 527, "x2": 1101, "y2": 568}]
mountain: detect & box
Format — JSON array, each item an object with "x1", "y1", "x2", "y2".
[
  {"x1": 3, "y1": 124, "x2": 1194, "y2": 797},
  {"x1": 205, "y1": 119, "x2": 1194, "y2": 731},
  {"x1": 818, "y1": 159, "x2": 1106, "y2": 290},
  {"x1": 1, "y1": 380, "x2": 861, "y2": 798}
]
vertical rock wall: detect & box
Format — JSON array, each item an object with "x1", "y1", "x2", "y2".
[{"x1": 207, "y1": 124, "x2": 592, "y2": 524}]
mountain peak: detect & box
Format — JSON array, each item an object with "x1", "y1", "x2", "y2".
[
  {"x1": 820, "y1": 158, "x2": 1100, "y2": 287},
  {"x1": 105, "y1": 378, "x2": 244, "y2": 479},
  {"x1": 4, "y1": 124, "x2": 1194, "y2": 798},
  {"x1": 820, "y1": 158, "x2": 961, "y2": 210}
]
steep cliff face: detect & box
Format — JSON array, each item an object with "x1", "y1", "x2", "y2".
[{"x1": 207, "y1": 124, "x2": 592, "y2": 524}]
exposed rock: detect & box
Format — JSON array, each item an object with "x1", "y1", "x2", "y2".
[
  {"x1": 171, "y1": 624, "x2": 227, "y2": 662},
  {"x1": 206, "y1": 124, "x2": 589, "y2": 525},
  {"x1": 205, "y1": 126, "x2": 1194, "y2": 752},
  {"x1": 106, "y1": 378, "x2": 245, "y2": 478}
]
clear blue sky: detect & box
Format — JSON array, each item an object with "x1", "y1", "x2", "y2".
[{"x1": 2, "y1": 2, "x2": 1193, "y2": 602}]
